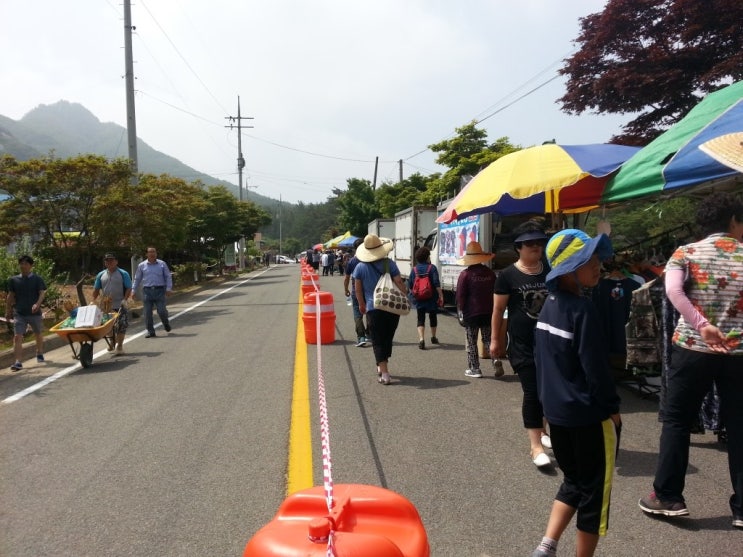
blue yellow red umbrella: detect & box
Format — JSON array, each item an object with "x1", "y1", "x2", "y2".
[{"x1": 437, "y1": 143, "x2": 640, "y2": 224}]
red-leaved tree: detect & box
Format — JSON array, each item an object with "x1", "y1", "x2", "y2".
[{"x1": 559, "y1": 0, "x2": 743, "y2": 145}]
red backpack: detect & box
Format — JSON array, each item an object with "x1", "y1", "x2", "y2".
[{"x1": 412, "y1": 265, "x2": 434, "y2": 301}]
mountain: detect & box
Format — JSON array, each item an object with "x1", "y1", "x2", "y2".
[{"x1": 0, "y1": 101, "x2": 279, "y2": 209}]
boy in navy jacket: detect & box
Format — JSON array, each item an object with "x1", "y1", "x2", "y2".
[{"x1": 531, "y1": 229, "x2": 622, "y2": 557}]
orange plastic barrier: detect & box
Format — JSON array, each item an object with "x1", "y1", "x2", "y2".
[
  {"x1": 301, "y1": 271, "x2": 319, "y2": 296},
  {"x1": 244, "y1": 484, "x2": 429, "y2": 556},
  {"x1": 302, "y1": 291, "x2": 335, "y2": 344}
]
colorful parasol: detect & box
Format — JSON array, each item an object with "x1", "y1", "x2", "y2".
[
  {"x1": 337, "y1": 235, "x2": 361, "y2": 248},
  {"x1": 437, "y1": 143, "x2": 639, "y2": 224},
  {"x1": 324, "y1": 231, "x2": 352, "y2": 249},
  {"x1": 603, "y1": 80, "x2": 743, "y2": 204}
]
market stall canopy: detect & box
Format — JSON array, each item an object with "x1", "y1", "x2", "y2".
[
  {"x1": 312, "y1": 243, "x2": 324, "y2": 251},
  {"x1": 436, "y1": 143, "x2": 640, "y2": 224},
  {"x1": 338, "y1": 235, "x2": 360, "y2": 248},
  {"x1": 603, "y1": 80, "x2": 743, "y2": 204},
  {"x1": 324, "y1": 231, "x2": 352, "y2": 248}
]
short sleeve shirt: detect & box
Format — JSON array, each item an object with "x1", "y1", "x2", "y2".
[
  {"x1": 494, "y1": 264, "x2": 548, "y2": 368},
  {"x1": 352, "y1": 258, "x2": 401, "y2": 311},
  {"x1": 8, "y1": 272, "x2": 47, "y2": 316},
  {"x1": 94, "y1": 268, "x2": 132, "y2": 309}
]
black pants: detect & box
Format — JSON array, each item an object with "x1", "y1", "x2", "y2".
[{"x1": 653, "y1": 346, "x2": 743, "y2": 516}]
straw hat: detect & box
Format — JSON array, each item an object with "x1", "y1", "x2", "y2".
[
  {"x1": 356, "y1": 234, "x2": 394, "y2": 262},
  {"x1": 458, "y1": 241, "x2": 495, "y2": 265},
  {"x1": 699, "y1": 132, "x2": 743, "y2": 173}
]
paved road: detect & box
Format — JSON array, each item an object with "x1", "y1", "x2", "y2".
[{"x1": 1, "y1": 265, "x2": 740, "y2": 556}]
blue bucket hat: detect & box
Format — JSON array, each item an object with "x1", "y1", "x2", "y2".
[{"x1": 545, "y1": 229, "x2": 613, "y2": 291}]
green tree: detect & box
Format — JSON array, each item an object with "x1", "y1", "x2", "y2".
[
  {"x1": 425, "y1": 127, "x2": 519, "y2": 203},
  {"x1": 333, "y1": 178, "x2": 378, "y2": 237},
  {"x1": 375, "y1": 173, "x2": 431, "y2": 217},
  {"x1": 93, "y1": 173, "x2": 205, "y2": 260},
  {"x1": 559, "y1": 0, "x2": 743, "y2": 144},
  {"x1": 0, "y1": 153, "x2": 132, "y2": 276}
]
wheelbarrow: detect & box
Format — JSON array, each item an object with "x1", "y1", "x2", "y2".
[{"x1": 50, "y1": 311, "x2": 120, "y2": 368}]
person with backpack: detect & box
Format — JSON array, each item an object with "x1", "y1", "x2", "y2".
[
  {"x1": 407, "y1": 246, "x2": 443, "y2": 350},
  {"x1": 456, "y1": 242, "x2": 497, "y2": 378},
  {"x1": 92, "y1": 253, "x2": 132, "y2": 355}
]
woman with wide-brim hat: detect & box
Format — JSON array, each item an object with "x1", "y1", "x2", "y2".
[
  {"x1": 456, "y1": 241, "x2": 498, "y2": 379},
  {"x1": 352, "y1": 234, "x2": 408, "y2": 385},
  {"x1": 490, "y1": 220, "x2": 553, "y2": 468}
]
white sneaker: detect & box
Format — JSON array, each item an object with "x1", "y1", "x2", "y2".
[
  {"x1": 541, "y1": 434, "x2": 552, "y2": 449},
  {"x1": 464, "y1": 369, "x2": 483, "y2": 378},
  {"x1": 532, "y1": 452, "x2": 551, "y2": 468},
  {"x1": 115, "y1": 346, "x2": 124, "y2": 355}
]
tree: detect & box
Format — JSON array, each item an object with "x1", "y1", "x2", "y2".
[
  {"x1": 425, "y1": 125, "x2": 520, "y2": 203},
  {"x1": 0, "y1": 153, "x2": 132, "y2": 275},
  {"x1": 333, "y1": 178, "x2": 379, "y2": 237},
  {"x1": 559, "y1": 0, "x2": 743, "y2": 144},
  {"x1": 94, "y1": 173, "x2": 206, "y2": 260},
  {"x1": 375, "y1": 173, "x2": 430, "y2": 217}
]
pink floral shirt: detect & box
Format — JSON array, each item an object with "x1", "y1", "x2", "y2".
[{"x1": 667, "y1": 233, "x2": 743, "y2": 354}]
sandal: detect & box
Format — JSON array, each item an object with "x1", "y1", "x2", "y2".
[{"x1": 378, "y1": 374, "x2": 391, "y2": 385}]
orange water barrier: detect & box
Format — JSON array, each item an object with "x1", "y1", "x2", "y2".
[
  {"x1": 302, "y1": 291, "x2": 335, "y2": 345},
  {"x1": 244, "y1": 484, "x2": 429, "y2": 556}
]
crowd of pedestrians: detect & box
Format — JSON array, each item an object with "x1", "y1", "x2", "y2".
[{"x1": 335, "y1": 192, "x2": 743, "y2": 556}]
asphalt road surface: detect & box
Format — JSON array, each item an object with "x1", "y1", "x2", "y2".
[{"x1": 1, "y1": 264, "x2": 740, "y2": 556}]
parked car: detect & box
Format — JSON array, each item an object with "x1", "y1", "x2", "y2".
[{"x1": 276, "y1": 255, "x2": 295, "y2": 264}]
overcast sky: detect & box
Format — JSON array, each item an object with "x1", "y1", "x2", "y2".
[{"x1": 1, "y1": 0, "x2": 627, "y2": 204}]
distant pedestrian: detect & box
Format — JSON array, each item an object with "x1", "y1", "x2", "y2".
[
  {"x1": 131, "y1": 246, "x2": 173, "y2": 338},
  {"x1": 408, "y1": 246, "x2": 443, "y2": 350},
  {"x1": 92, "y1": 253, "x2": 132, "y2": 355},
  {"x1": 6, "y1": 255, "x2": 47, "y2": 371},
  {"x1": 327, "y1": 250, "x2": 336, "y2": 276},
  {"x1": 343, "y1": 238, "x2": 369, "y2": 347},
  {"x1": 321, "y1": 251, "x2": 330, "y2": 275},
  {"x1": 531, "y1": 229, "x2": 620, "y2": 557},
  {"x1": 456, "y1": 242, "x2": 497, "y2": 378}
]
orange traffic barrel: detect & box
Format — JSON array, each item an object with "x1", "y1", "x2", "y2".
[
  {"x1": 302, "y1": 291, "x2": 335, "y2": 344},
  {"x1": 301, "y1": 271, "x2": 319, "y2": 296},
  {"x1": 243, "y1": 484, "x2": 429, "y2": 556}
]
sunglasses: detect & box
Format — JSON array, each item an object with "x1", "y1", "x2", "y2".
[{"x1": 519, "y1": 240, "x2": 547, "y2": 248}]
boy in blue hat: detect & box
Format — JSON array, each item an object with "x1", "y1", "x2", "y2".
[{"x1": 531, "y1": 229, "x2": 622, "y2": 557}]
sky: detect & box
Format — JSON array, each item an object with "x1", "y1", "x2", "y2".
[{"x1": 1, "y1": 0, "x2": 629, "y2": 205}]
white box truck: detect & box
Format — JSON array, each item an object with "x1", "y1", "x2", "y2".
[
  {"x1": 424, "y1": 198, "x2": 534, "y2": 296},
  {"x1": 368, "y1": 218, "x2": 395, "y2": 240},
  {"x1": 391, "y1": 206, "x2": 437, "y2": 280}
]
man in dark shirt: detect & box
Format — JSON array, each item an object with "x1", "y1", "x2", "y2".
[{"x1": 5, "y1": 255, "x2": 47, "y2": 371}]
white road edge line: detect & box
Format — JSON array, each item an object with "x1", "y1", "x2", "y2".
[{"x1": 2, "y1": 269, "x2": 272, "y2": 404}]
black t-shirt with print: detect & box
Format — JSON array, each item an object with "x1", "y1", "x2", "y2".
[{"x1": 494, "y1": 264, "x2": 548, "y2": 369}]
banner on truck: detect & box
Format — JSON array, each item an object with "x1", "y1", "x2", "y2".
[{"x1": 438, "y1": 215, "x2": 481, "y2": 264}]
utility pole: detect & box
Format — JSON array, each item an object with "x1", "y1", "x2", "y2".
[
  {"x1": 225, "y1": 96, "x2": 254, "y2": 269},
  {"x1": 399, "y1": 159, "x2": 404, "y2": 184},
  {"x1": 372, "y1": 156, "x2": 379, "y2": 189},
  {"x1": 225, "y1": 96, "x2": 254, "y2": 201},
  {"x1": 123, "y1": 0, "x2": 138, "y2": 184},
  {"x1": 278, "y1": 194, "x2": 282, "y2": 257}
]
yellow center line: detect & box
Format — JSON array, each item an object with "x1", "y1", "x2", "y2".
[{"x1": 287, "y1": 286, "x2": 313, "y2": 494}]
